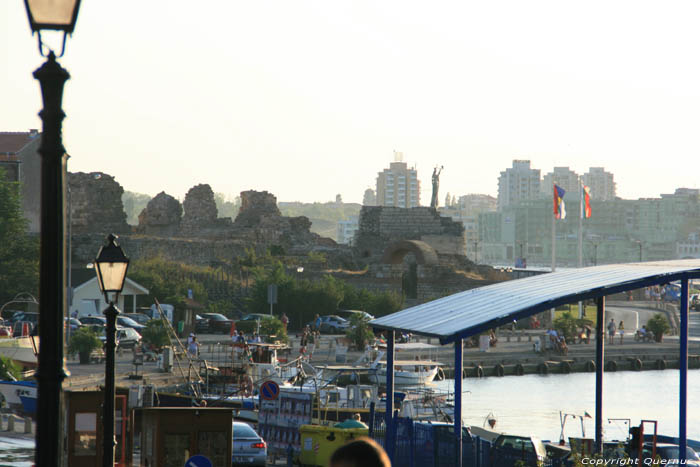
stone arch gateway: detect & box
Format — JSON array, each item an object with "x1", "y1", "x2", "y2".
[{"x1": 380, "y1": 240, "x2": 439, "y2": 265}]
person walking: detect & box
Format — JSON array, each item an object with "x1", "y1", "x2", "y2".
[
  {"x1": 618, "y1": 321, "x2": 625, "y2": 344},
  {"x1": 607, "y1": 318, "x2": 616, "y2": 345},
  {"x1": 188, "y1": 335, "x2": 200, "y2": 359},
  {"x1": 281, "y1": 312, "x2": 289, "y2": 333}
]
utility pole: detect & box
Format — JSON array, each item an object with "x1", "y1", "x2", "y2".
[{"x1": 473, "y1": 241, "x2": 478, "y2": 263}]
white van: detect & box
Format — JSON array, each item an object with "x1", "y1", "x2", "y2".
[{"x1": 146, "y1": 304, "x2": 174, "y2": 324}]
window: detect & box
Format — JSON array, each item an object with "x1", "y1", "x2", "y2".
[{"x1": 74, "y1": 412, "x2": 97, "y2": 456}]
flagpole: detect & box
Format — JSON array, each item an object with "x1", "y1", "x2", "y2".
[
  {"x1": 578, "y1": 177, "x2": 583, "y2": 268},
  {"x1": 552, "y1": 185, "x2": 556, "y2": 273},
  {"x1": 578, "y1": 178, "x2": 584, "y2": 318}
]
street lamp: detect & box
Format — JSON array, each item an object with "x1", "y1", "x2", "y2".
[
  {"x1": 94, "y1": 234, "x2": 129, "y2": 467},
  {"x1": 24, "y1": 1, "x2": 81, "y2": 465}
]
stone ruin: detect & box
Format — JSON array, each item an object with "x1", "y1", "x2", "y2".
[
  {"x1": 68, "y1": 172, "x2": 129, "y2": 235},
  {"x1": 231, "y1": 190, "x2": 335, "y2": 254},
  {"x1": 67, "y1": 172, "x2": 503, "y2": 303},
  {"x1": 68, "y1": 173, "x2": 341, "y2": 266},
  {"x1": 234, "y1": 190, "x2": 282, "y2": 227},
  {"x1": 136, "y1": 191, "x2": 182, "y2": 237},
  {"x1": 181, "y1": 184, "x2": 227, "y2": 236},
  {"x1": 353, "y1": 206, "x2": 466, "y2": 262}
]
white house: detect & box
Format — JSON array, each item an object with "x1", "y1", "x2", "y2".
[{"x1": 71, "y1": 277, "x2": 149, "y2": 318}]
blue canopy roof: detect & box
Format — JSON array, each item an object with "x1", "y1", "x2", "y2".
[{"x1": 370, "y1": 259, "x2": 700, "y2": 344}]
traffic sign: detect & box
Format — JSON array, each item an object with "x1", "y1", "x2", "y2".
[
  {"x1": 185, "y1": 454, "x2": 212, "y2": 467},
  {"x1": 267, "y1": 284, "x2": 277, "y2": 304},
  {"x1": 260, "y1": 380, "x2": 280, "y2": 401}
]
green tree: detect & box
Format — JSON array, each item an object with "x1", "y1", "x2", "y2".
[
  {"x1": 0, "y1": 355, "x2": 21, "y2": 381},
  {"x1": 68, "y1": 327, "x2": 102, "y2": 364},
  {"x1": 121, "y1": 191, "x2": 152, "y2": 225},
  {"x1": 646, "y1": 313, "x2": 671, "y2": 342},
  {"x1": 141, "y1": 319, "x2": 170, "y2": 350},
  {"x1": 0, "y1": 168, "x2": 39, "y2": 306},
  {"x1": 345, "y1": 313, "x2": 374, "y2": 350},
  {"x1": 214, "y1": 193, "x2": 240, "y2": 219}
]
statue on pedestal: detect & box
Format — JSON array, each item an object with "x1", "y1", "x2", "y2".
[{"x1": 430, "y1": 165, "x2": 443, "y2": 209}]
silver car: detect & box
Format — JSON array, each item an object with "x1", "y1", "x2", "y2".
[{"x1": 232, "y1": 421, "x2": 266, "y2": 466}]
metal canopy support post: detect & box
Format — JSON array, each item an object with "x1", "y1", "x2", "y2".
[
  {"x1": 680, "y1": 277, "x2": 689, "y2": 462},
  {"x1": 595, "y1": 296, "x2": 605, "y2": 454},
  {"x1": 385, "y1": 330, "x2": 395, "y2": 462},
  {"x1": 455, "y1": 339, "x2": 463, "y2": 467}
]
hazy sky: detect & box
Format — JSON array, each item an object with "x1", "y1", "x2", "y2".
[{"x1": 3, "y1": 1, "x2": 700, "y2": 204}]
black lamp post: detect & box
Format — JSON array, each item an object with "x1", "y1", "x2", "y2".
[
  {"x1": 23, "y1": 1, "x2": 81, "y2": 466},
  {"x1": 94, "y1": 234, "x2": 129, "y2": 467}
]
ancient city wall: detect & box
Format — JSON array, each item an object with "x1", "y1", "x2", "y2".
[{"x1": 354, "y1": 206, "x2": 465, "y2": 260}]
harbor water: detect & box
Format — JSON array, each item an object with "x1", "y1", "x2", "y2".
[{"x1": 435, "y1": 369, "x2": 700, "y2": 442}]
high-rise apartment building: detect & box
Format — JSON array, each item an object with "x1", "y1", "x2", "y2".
[
  {"x1": 582, "y1": 167, "x2": 616, "y2": 201},
  {"x1": 376, "y1": 152, "x2": 420, "y2": 208},
  {"x1": 541, "y1": 167, "x2": 580, "y2": 199},
  {"x1": 497, "y1": 160, "x2": 541, "y2": 210}
]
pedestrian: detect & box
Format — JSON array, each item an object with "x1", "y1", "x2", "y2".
[
  {"x1": 300, "y1": 327, "x2": 309, "y2": 357},
  {"x1": 618, "y1": 321, "x2": 624, "y2": 344},
  {"x1": 607, "y1": 318, "x2": 616, "y2": 345},
  {"x1": 281, "y1": 312, "x2": 289, "y2": 333},
  {"x1": 329, "y1": 437, "x2": 391, "y2": 467},
  {"x1": 314, "y1": 314, "x2": 322, "y2": 332},
  {"x1": 188, "y1": 335, "x2": 200, "y2": 358}
]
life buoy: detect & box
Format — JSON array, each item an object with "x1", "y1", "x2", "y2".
[
  {"x1": 474, "y1": 366, "x2": 484, "y2": 378},
  {"x1": 632, "y1": 358, "x2": 642, "y2": 371},
  {"x1": 560, "y1": 361, "x2": 571, "y2": 374},
  {"x1": 605, "y1": 360, "x2": 617, "y2": 372},
  {"x1": 494, "y1": 364, "x2": 504, "y2": 377},
  {"x1": 585, "y1": 360, "x2": 596, "y2": 372},
  {"x1": 538, "y1": 362, "x2": 549, "y2": 375},
  {"x1": 656, "y1": 359, "x2": 666, "y2": 370},
  {"x1": 514, "y1": 363, "x2": 525, "y2": 376}
]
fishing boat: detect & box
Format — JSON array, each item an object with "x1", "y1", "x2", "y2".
[
  {"x1": 0, "y1": 380, "x2": 37, "y2": 415},
  {"x1": 0, "y1": 337, "x2": 38, "y2": 368},
  {"x1": 367, "y1": 342, "x2": 444, "y2": 386}
]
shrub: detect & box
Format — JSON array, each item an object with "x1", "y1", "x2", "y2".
[
  {"x1": 260, "y1": 317, "x2": 287, "y2": 342},
  {"x1": 68, "y1": 327, "x2": 101, "y2": 363},
  {"x1": 141, "y1": 319, "x2": 170, "y2": 350},
  {"x1": 0, "y1": 355, "x2": 21, "y2": 380},
  {"x1": 345, "y1": 313, "x2": 374, "y2": 351},
  {"x1": 646, "y1": 313, "x2": 671, "y2": 342}
]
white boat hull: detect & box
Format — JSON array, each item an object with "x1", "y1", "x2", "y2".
[
  {"x1": 0, "y1": 337, "x2": 38, "y2": 367},
  {"x1": 369, "y1": 366, "x2": 439, "y2": 386}
]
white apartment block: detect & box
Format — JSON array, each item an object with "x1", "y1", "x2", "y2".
[
  {"x1": 376, "y1": 154, "x2": 420, "y2": 208},
  {"x1": 541, "y1": 167, "x2": 580, "y2": 199},
  {"x1": 337, "y1": 217, "x2": 359, "y2": 245},
  {"x1": 582, "y1": 167, "x2": 616, "y2": 201},
  {"x1": 497, "y1": 160, "x2": 541, "y2": 210}
]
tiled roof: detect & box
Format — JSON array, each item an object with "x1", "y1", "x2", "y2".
[{"x1": 0, "y1": 131, "x2": 40, "y2": 154}]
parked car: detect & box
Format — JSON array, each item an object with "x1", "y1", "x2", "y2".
[
  {"x1": 198, "y1": 313, "x2": 233, "y2": 334},
  {"x1": 307, "y1": 315, "x2": 350, "y2": 334},
  {"x1": 238, "y1": 313, "x2": 274, "y2": 323},
  {"x1": 8, "y1": 311, "x2": 39, "y2": 334},
  {"x1": 80, "y1": 316, "x2": 107, "y2": 327},
  {"x1": 637, "y1": 443, "x2": 700, "y2": 466},
  {"x1": 116, "y1": 315, "x2": 146, "y2": 331},
  {"x1": 65, "y1": 317, "x2": 83, "y2": 332},
  {"x1": 232, "y1": 421, "x2": 267, "y2": 466},
  {"x1": 337, "y1": 310, "x2": 375, "y2": 322},
  {"x1": 490, "y1": 434, "x2": 548, "y2": 467},
  {"x1": 123, "y1": 312, "x2": 151, "y2": 326},
  {"x1": 116, "y1": 327, "x2": 142, "y2": 349}
]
